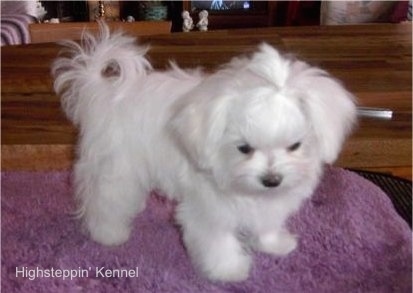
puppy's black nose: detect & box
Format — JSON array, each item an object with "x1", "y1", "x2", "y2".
[{"x1": 261, "y1": 174, "x2": 283, "y2": 188}]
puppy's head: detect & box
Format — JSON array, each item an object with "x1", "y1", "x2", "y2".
[{"x1": 169, "y1": 44, "x2": 356, "y2": 195}]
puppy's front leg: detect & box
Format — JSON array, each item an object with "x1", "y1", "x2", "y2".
[
  {"x1": 255, "y1": 229, "x2": 298, "y2": 256},
  {"x1": 252, "y1": 203, "x2": 299, "y2": 256},
  {"x1": 177, "y1": 208, "x2": 251, "y2": 282},
  {"x1": 185, "y1": 229, "x2": 251, "y2": 282}
]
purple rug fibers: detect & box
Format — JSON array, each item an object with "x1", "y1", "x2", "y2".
[{"x1": 1, "y1": 167, "x2": 411, "y2": 292}]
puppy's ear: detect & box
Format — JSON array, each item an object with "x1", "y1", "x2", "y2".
[
  {"x1": 168, "y1": 79, "x2": 229, "y2": 170},
  {"x1": 291, "y1": 62, "x2": 357, "y2": 164}
]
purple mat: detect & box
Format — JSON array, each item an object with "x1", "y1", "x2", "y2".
[{"x1": 2, "y1": 167, "x2": 411, "y2": 292}]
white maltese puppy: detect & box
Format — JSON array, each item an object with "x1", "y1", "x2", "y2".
[{"x1": 53, "y1": 24, "x2": 356, "y2": 282}]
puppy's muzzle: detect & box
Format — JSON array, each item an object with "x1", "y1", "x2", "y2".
[{"x1": 261, "y1": 173, "x2": 283, "y2": 188}]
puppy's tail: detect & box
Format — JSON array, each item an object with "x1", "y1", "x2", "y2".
[{"x1": 52, "y1": 22, "x2": 152, "y2": 125}]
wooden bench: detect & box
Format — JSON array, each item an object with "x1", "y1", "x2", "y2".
[
  {"x1": 2, "y1": 24, "x2": 411, "y2": 180},
  {"x1": 29, "y1": 21, "x2": 171, "y2": 43}
]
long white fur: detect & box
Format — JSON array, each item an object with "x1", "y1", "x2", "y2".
[{"x1": 52, "y1": 23, "x2": 356, "y2": 282}]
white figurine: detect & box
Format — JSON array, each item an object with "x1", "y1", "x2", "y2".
[
  {"x1": 197, "y1": 10, "x2": 208, "y2": 31},
  {"x1": 182, "y1": 10, "x2": 194, "y2": 32},
  {"x1": 126, "y1": 15, "x2": 135, "y2": 22}
]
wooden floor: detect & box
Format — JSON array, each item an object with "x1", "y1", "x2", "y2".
[{"x1": 1, "y1": 24, "x2": 412, "y2": 180}]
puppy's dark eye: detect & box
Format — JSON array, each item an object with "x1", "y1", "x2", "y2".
[
  {"x1": 287, "y1": 142, "x2": 301, "y2": 152},
  {"x1": 237, "y1": 144, "x2": 254, "y2": 154}
]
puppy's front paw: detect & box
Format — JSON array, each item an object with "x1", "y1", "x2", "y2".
[
  {"x1": 206, "y1": 250, "x2": 251, "y2": 282},
  {"x1": 256, "y1": 231, "x2": 298, "y2": 256},
  {"x1": 190, "y1": 234, "x2": 251, "y2": 282}
]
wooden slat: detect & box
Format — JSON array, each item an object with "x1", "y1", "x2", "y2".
[
  {"x1": 1, "y1": 145, "x2": 74, "y2": 171},
  {"x1": 29, "y1": 21, "x2": 172, "y2": 44}
]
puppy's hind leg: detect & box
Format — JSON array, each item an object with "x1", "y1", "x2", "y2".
[{"x1": 75, "y1": 156, "x2": 148, "y2": 246}]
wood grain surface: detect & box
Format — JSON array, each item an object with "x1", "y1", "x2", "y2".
[
  {"x1": 2, "y1": 24, "x2": 411, "y2": 179},
  {"x1": 29, "y1": 21, "x2": 172, "y2": 44}
]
